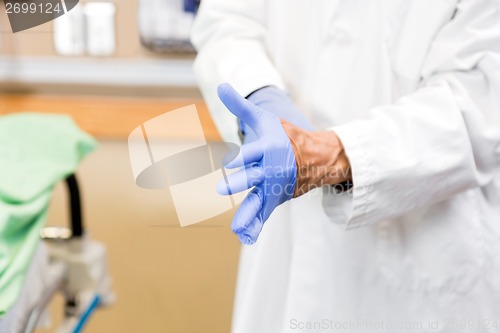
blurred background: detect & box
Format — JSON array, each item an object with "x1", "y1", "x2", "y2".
[{"x1": 0, "y1": 0, "x2": 241, "y2": 332}]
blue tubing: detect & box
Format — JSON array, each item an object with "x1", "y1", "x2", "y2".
[{"x1": 72, "y1": 295, "x2": 101, "y2": 333}]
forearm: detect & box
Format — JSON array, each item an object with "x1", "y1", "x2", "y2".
[
  {"x1": 192, "y1": 0, "x2": 285, "y2": 98},
  {"x1": 321, "y1": 0, "x2": 500, "y2": 229},
  {"x1": 191, "y1": 1, "x2": 286, "y2": 143}
]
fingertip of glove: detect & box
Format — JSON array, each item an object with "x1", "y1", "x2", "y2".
[
  {"x1": 223, "y1": 159, "x2": 238, "y2": 169},
  {"x1": 216, "y1": 179, "x2": 231, "y2": 195},
  {"x1": 232, "y1": 215, "x2": 263, "y2": 245},
  {"x1": 222, "y1": 150, "x2": 239, "y2": 168},
  {"x1": 217, "y1": 83, "x2": 232, "y2": 99},
  {"x1": 231, "y1": 220, "x2": 248, "y2": 236},
  {"x1": 237, "y1": 232, "x2": 256, "y2": 245}
]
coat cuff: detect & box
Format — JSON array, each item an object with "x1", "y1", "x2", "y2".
[
  {"x1": 322, "y1": 120, "x2": 376, "y2": 229},
  {"x1": 232, "y1": 75, "x2": 285, "y2": 101}
]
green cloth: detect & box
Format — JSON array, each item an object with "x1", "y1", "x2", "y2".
[{"x1": 0, "y1": 113, "x2": 97, "y2": 318}]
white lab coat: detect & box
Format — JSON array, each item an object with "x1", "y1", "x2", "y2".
[{"x1": 191, "y1": 1, "x2": 500, "y2": 332}]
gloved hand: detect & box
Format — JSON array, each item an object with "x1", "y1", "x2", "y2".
[
  {"x1": 239, "y1": 86, "x2": 314, "y2": 143},
  {"x1": 218, "y1": 84, "x2": 352, "y2": 244},
  {"x1": 217, "y1": 83, "x2": 297, "y2": 245}
]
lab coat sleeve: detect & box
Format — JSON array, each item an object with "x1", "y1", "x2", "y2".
[
  {"x1": 191, "y1": 0, "x2": 286, "y2": 144},
  {"x1": 323, "y1": 0, "x2": 500, "y2": 229}
]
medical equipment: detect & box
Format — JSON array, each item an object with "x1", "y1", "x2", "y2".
[{"x1": 0, "y1": 174, "x2": 114, "y2": 333}]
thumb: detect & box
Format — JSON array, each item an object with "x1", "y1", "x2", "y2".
[{"x1": 217, "y1": 83, "x2": 265, "y2": 134}]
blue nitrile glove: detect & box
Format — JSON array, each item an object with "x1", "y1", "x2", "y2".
[
  {"x1": 248, "y1": 86, "x2": 314, "y2": 130},
  {"x1": 239, "y1": 86, "x2": 314, "y2": 143},
  {"x1": 217, "y1": 83, "x2": 297, "y2": 245}
]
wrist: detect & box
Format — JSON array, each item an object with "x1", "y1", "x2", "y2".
[{"x1": 281, "y1": 120, "x2": 352, "y2": 197}]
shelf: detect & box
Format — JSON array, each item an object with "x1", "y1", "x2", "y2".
[{"x1": 0, "y1": 56, "x2": 197, "y2": 88}]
